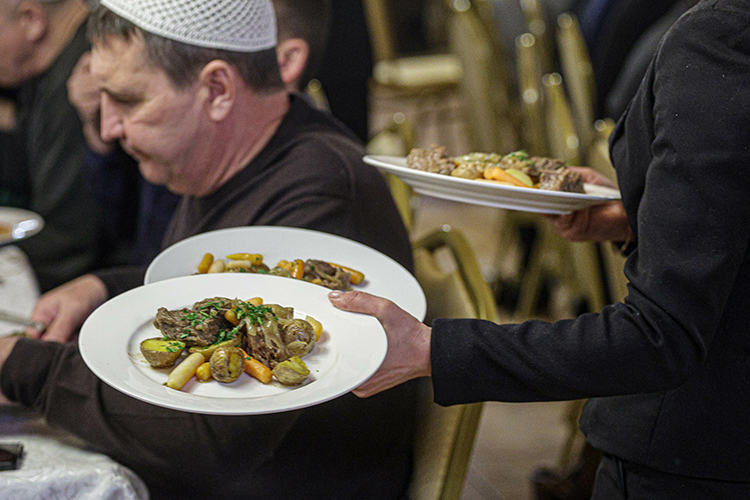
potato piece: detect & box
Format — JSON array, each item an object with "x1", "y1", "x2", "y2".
[
  {"x1": 483, "y1": 166, "x2": 529, "y2": 187},
  {"x1": 305, "y1": 315, "x2": 323, "y2": 341},
  {"x1": 196, "y1": 362, "x2": 212, "y2": 382},
  {"x1": 504, "y1": 168, "x2": 534, "y2": 187},
  {"x1": 140, "y1": 338, "x2": 185, "y2": 368},
  {"x1": 166, "y1": 352, "x2": 205, "y2": 390},
  {"x1": 272, "y1": 356, "x2": 310, "y2": 385},
  {"x1": 207, "y1": 259, "x2": 225, "y2": 273},
  {"x1": 209, "y1": 346, "x2": 245, "y2": 383},
  {"x1": 226, "y1": 260, "x2": 253, "y2": 271}
]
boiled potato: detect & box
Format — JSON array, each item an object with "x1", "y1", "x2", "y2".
[
  {"x1": 209, "y1": 346, "x2": 245, "y2": 383},
  {"x1": 272, "y1": 356, "x2": 310, "y2": 385},
  {"x1": 140, "y1": 338, "x2": 186, "y2": 368}
]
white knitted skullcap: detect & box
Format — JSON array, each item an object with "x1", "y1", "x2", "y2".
[{"x1": 99, "y1": 0, "x2": 276, "y2": 52}]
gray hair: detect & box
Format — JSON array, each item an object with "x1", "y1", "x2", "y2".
[{"x1": 87, "y1": 3, "x2": 284, "y2": 92}]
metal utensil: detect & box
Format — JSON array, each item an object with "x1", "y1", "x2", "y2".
[{"x1": 0, "y1": 310, "x2": 44, "y2": 332}]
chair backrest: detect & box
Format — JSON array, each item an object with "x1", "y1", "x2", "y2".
[
  {"x1": 366, "y1": 113, "x2": 417, "y2": 232},
  {"x1": 542, "y1": 72, "x2": 581, "y2": 165},
  {"x1": 408, "y1": 226, "x2": 496, "y2": 500},
  {"x1": 304, "y1": 79, "x2": 330, "y2": 112},
  {"x1": 515, "y1": 32, "x2": 549, "y2": 156},
  {"x1": 519, "y1": 0, "x2": 554, "y2": 74},
  {"x1": 556, "y1": 13, "x2": 596, "y2": 152},
  {"x1": 446, "y1": 1, "x2": 519, "y2": 153},
  {"x1": 587, "y1": 118, "x2": 618, "y2": 181},
  {"x1": 362, "y1": 0, "x2": 397, "y2": 62}
]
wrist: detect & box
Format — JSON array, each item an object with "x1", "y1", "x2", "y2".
[
  {"x1": 0, "y1": 336, "x2": 21, "y2": 385},
  {"x1": 416, "y1": 324, "x2": 432, "y2": 378}
]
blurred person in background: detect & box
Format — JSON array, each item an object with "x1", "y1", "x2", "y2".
[
  {"x1": 0, "y1": 1, "x2": 417, "y2": 498},
  {"x1": 317, "y1": 0, "x2": 372, "y2": 143},
  {"x1": 0, "y1": 0, "x2": 110, "y2": 291}
]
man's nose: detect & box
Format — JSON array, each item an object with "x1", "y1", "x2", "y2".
[{"x1": 99, "y1": 95, "x2": 125, "y2": 142}]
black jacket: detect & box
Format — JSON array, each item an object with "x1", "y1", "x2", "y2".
[{"x1": 431, "y1": 0, "x2": 750, "y2": 482}]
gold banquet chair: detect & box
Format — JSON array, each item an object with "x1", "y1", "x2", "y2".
[
  {"x1": 363, "y1": 0, "x2": 462, "y2": 144},
  {"x1": 516, "y1": 32, "x2": 549, "y2": 156},
  {"x1": 556, "y1": 13, "x2": 596, "y2": 154},
  {"x1": 519, "y1": 0, "x2": 555, "y2": 75},
  {"x1": 366, "y1": 113, "x2": 418, "y2": 233},
  {"x1": 446, "y1": 0, "x2": 520, "y2": 154},
  {"x1": 541, "y1": 72, "x2": 581, "y2": 166},
  {"x1": 408, "y1": 226, "x2": 497, "y2": 500}
]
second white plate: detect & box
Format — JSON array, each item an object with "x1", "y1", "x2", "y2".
[
  {"x1": 364, "y1": 155, "x2": 621, "y2": 214},
  {"x1": 145, "y1": 226, "x2": 426, "y2": 320}
]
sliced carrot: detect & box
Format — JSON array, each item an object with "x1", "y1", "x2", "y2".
[
  {"x1": 197, "y1": 253, "x2": 214, "y2": 274},
  {"x1": 482, "y1": 167, "x2": 529, "y2": 188},
  {"x1": 291, "y1": 259, "x2": 305, "y2": 280},
  {"x1": 240, "y1": 349, "x2": 272, "y2": 384}
]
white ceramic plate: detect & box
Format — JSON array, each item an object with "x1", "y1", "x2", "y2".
[
  {"x1": 145, "y1": 226, "x2": 426, "y2": 320},
  {"x1": 0, "y1": 207, "x2": 44, "y2": 246},
  {"x1": 79, "y1": 273, "x2": 387, "y2": 415},
  {"x1": 364, "y1": 155, "x2": 622, "y2": 214}
]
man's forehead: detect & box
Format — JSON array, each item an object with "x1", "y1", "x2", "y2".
[{"x1": 91, "y1": 35, "x2": 152, "y2": 81}]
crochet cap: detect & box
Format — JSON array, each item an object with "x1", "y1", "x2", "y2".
[{"x1": 99, "y1": 0, "x2": 276, "y2": 52}]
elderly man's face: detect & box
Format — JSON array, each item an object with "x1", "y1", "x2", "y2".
[
  {"x1": 0, "y1": 2, "x2": 32, "y2": 87},
  {"x1": 91, "y1": 35, "x2": 212, "y2": 195}
]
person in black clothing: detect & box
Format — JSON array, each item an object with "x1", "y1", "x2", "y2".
[
  {"x1": 330, "y1": 1, "x2": 750, "y2": 497},
  {"x1": 0, "y1": 1, "x2": 416, "y2": 499},
  {"x1": 0, "y1": 0, "x2": 109, "y2": 291}
]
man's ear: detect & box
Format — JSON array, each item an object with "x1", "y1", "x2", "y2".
[
  {"x1": 17, "y1": 0, "x2": 48, "y2": 43},
  {"x1": 276, "y1": 38, "x2": 310, "y2": 93},
  {"x1": 198, "y1": 60, "x2": 236, "y2": 121}
]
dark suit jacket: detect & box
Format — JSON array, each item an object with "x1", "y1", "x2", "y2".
[
  {"x1": 588, "y1": 0, "x2": 682, "y2": 118},
  {"x1": 430, "y1": 0, "x2": 750, "y2": 482}
]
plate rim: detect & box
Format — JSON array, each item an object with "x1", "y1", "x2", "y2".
[
  {"x1": 144, "y1": 225, "x2": 427, "y2": 320},
  {"x1": 0, "y1": 207, "x2": 44, "y2": 245},
  {"x1": 364, "y1": 154, "x2": 621, "y2": 213},
  {"x1": 79, "y1": 273, "x2": 387, "y2": 415}
]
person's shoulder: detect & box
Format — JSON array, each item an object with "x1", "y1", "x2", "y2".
[
  {"x1": 654, "y1": 0, "x2": 750, "y2": 69},
  {"x1": 663, "y1": 0, "x2": 750, "y2": 39},
  {"x1": 280, "y1": 100, "x2": 366, "y2": 165}
]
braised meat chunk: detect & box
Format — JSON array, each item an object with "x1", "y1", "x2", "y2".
[
  {"x1": 154, "y1": 297, "x2": 234, "y2": 347},
  {"x1": 406, "y1": 144, "x2": 455, "y2": 175},
  {"x1": 305, "y1": 259, "x2": 352, "y2": 290},
  {"x1": 539, "y1": 169, "x2": 585, "y2": 193}
]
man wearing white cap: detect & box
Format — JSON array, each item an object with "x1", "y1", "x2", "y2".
[{"x1": 0, "y1": 1, "x2": 417, "y2": 498}]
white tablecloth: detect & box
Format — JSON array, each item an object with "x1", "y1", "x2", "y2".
[
  {"x1": 0, "y1": 247, "x2": 149, "y2": 499},
  {"x1": 0, "y1": 405, "x2": 149, "y2": 500},
  {"x1": 0, "y1": 246, "x2": 39, "y2": 336}
]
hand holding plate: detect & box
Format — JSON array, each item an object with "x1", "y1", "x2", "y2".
[{"x1": 328, "y1": 290, "x2": 432, "y2": 398}]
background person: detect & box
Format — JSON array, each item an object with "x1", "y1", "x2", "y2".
[
  {"x1": 0, "y1": 0, "x2": 110, "y2": 291},
  {"x1": 0, "y1": 1, "x2": 417, "y2": 499},
  {"x1": 330, "y1": 1, "x2": 750, "y2": 497}
]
